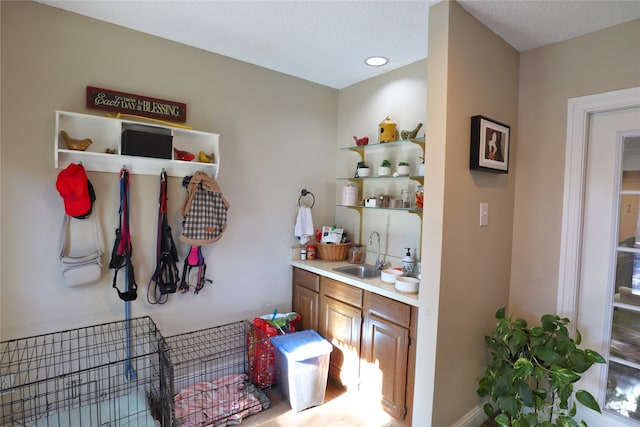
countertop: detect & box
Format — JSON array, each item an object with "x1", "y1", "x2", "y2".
[{"x1": 291, "y1": 259, "x2": 420, "y2": 307}]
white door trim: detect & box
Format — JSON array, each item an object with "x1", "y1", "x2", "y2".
[{"x1": 557, "y1": 87, "x2": 640, "y2": 319}]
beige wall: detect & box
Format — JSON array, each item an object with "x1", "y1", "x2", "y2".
[
  {"x1": 511, "y1": 19, "x2": 640, "y2": 322},
  {"x1": 335, "y1": 59, "x2": 428, "y2": 425},
  {"x1": 335, "y1": 60, "x2": 427, "y2": 264},
  {"x1": 0, "y1": 1, "x2": 338, "y2": 338},
  {"x1": 422, "y1": 2, "x2": 519, "y2": 425}
]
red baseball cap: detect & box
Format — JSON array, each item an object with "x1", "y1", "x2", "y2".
[{"x1": 56, "y1": 163, "x2": 95, "y2": 218}]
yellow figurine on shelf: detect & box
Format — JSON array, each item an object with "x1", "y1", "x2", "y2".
[
  {"x1": 378, "y1": 116, "x2": 397, "y2": 143},
  {"x1": 198, "y1": 151, "x2": 215, "y2": 163},
  {"x1": 60, "y1": 130, "x2": 92, "y2": 151}
]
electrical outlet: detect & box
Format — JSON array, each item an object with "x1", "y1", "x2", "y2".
[{"x1": 1, "y1": 374, "x2": 15, "y2": 390}]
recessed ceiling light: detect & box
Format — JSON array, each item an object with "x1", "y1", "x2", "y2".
[{"x1": 365, "y1": 56, "x2": 388, "y2": 67}]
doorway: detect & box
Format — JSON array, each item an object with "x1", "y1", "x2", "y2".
[{"x1": 558, "y1": 87, "x2": 640, "y2": 425}]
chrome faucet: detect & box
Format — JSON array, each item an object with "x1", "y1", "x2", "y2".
[{"x1": 368, "y1": 231, "x2": 385, "y2": 270}]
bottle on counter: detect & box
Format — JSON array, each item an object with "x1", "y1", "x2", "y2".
[
  {"x1": 306, "y1": 244, "x2": 317, "y2": 260},
  {"x1": 402, "y1": 247, "x2": 415, "y2": 276},
  {"x1": 348, "y1": 244, "x2": 364, "y2": 264}
]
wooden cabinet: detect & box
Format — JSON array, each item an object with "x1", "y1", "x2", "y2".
[
  {"x1": 319, "y1": 277, "x2": 363, "y2": 389},
  {"x1": 291, "y1": 267, "x2": 417, "y2": 424},
  {"x1": 292, "y1": 268, "x2": 320, "y2": 332},
  {"x1": 361, "y1": 292, "x2": 413, "y2": 421}
]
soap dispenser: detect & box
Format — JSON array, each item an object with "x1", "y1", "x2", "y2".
[{"x1": 402, "y1": 248, "x2": 415, "y2": 276}]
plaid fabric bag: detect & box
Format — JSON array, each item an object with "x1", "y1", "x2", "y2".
[{"x1": 180, "y1": 171, "x2": 230, "y2": 246}]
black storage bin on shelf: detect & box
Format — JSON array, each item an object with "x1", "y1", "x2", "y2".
[{"x1": 122, "y1": 123, "x2": 172, "y2": 159}]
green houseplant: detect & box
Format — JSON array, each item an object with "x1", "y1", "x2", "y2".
[
  {"x1": 478, "y1": 307, "x2": 606, "y2": 427},
  {"x1": 378, "y1": 159, "x2": 391, "y2": 176}
]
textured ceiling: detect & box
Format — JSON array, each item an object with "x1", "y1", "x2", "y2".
[{"x1": 38, "y1": 0, "x2": 640, "y2": 89}]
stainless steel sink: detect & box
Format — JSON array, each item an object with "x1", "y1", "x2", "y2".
[{"x1": 332, "y1": 264, "x2": 380, "y2": 279}]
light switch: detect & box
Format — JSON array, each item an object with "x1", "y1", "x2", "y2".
[{"x1": 480, "y1": 203, "x2": 489, "y2": 227}]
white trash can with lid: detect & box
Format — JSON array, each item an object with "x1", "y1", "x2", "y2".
[{"x1": 270, "y1": 330, "x2": 333, "y2": 412}]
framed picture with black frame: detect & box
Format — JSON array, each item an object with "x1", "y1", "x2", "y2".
[{"x1": 469, "y1": 115, "x2": 510, "y2": 173}]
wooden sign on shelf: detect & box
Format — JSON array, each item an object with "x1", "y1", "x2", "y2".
[{"x1": 86, "y1": 86, "x2": 187, "y2": 123}]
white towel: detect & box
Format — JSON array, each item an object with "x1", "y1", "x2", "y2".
[{"x1": 294, "y1": 207, "x2": 314, "y2": 245}]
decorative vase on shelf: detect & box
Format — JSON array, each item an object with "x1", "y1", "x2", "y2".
[
  {"x1": 378, "y1": 160, "x2": 391, "y2": 176},
  {"x1": 356, "y1": 161, "x2": 370, "y2": 178},
  {"x1": 397, "y1": 162, "x2": 410, "y2": 176}
]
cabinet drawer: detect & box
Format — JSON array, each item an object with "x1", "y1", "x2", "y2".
[
  {"x1": 365, "y1": 292, "x2": 410, "y2": 328},
  {"x1": 322, "y1": 277, "x2": 363, "y2": 307},
  {"x1": 293, "y1": 267, "x2": 320, "y2": 292}
]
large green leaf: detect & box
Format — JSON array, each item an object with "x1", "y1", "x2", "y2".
[
  {"x1": 529, "y1": 326, "x2": 544, "y2": 337},
  {"x1": 584, "y1": 349, "x2": 606, "y2": 364},
  {"x1": 532, "y1": 388, "x2": 547, "y2": 401},
  {"x1": 542, "y1": 314, "x2": 559, "y2": 332},
  {"x1": 557, "y1": 414, "x2": 580, "y2": 427},
  {"x1": 514, "y1": 318, "x2": 528, "y2": 329},
  {"x1": 513, "y1": 416, "x2": 531, "y2": 427},
  {"x1": 497, "y1": 395, "x2": 520, "y2": 415},
  {"x1": 514, "y1": 357, "x2": 533, "y2": 379},
  {"x1": 575, "y1": 389, "x2": 602, "y2": 413},
  {"x1": 575, "y1": 329, "x2": 582, "y2": 345},
  {"x1": 495, "y1": 413, "x2": 511, "y2": 426},
  {"x1": 556, "y1": 329, "x2": 576, "y2": 356},
  {"x1": 551, "y1": 366, "x2": 581, "y2": 383},
  {"x1": 533, "y1": 366, "x2": 546, "y2": 382},
  {"x1": 569, "y1": 401, "x2": 577, "y2": 417},
  {"x1": 483, "y1": 403, "x2": 495, "y2": 417},
  {"x1": 531, "y1": 345, "x2": 561, "y2": 364},
  {"x1": 515, "y1": 380, "x2": 534, "y2": 407},
  {"x1": 494, "y1": 370, "x2": 512, "y2": 395},
  {"x1": 557, "y1": 383, "x2": 573, "y2": 408},
  {"x1": 496, "y1": 306, "x2": 506, "y2": 320},
  {"x1": 568, "y1": 350, "x2": 588, "y2": 373},
  {"x1": 509, "y1": 329, "x2": 528, "y2": 356}
]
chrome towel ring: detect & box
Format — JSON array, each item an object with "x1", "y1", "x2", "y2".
[{"x1": 298, "y1": 189, "x2": 315, "y2": 208}]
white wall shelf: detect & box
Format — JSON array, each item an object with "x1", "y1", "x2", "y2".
[{"x1": 54, "y1": 110, "x2": 220, "y2": 178}]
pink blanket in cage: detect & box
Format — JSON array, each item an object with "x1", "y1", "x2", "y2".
[{"x1": 174, "y1": 373, "x2": 264, "y2": 427}]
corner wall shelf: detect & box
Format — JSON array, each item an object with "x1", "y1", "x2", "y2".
[{"x1": 339, "y1": 137, "x2": 425, "y2": 162}]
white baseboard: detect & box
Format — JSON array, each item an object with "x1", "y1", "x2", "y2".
[{"x1": 452, "y1": 404, "x2": 486, "y2": 427}]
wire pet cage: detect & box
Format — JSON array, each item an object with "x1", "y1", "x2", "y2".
[
  {"x1": 0, "y1": 316, "x2": 171, "y2": 427},
  {"x1": 165, "y1": 320, "x2": 272, "y2": 427}
]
